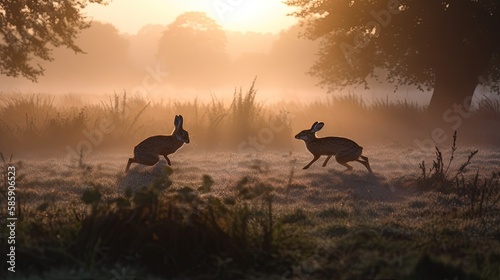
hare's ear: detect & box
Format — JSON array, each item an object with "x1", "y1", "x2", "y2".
[
  {"x1": 311, "y1": 122, "x2": 324, "y2": 132},
  {"x1": 310, "y1": 121, "x2": 318, "y2": 130},
  {"x1": 174, "y1": 115, "x2": 180, "y2": 128},
  {"x1": 178, "y1": 115, "x2": 184, "y2": 128}
]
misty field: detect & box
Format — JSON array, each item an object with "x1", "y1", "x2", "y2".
[
  {"x1": 1, "y1": 89, "x2": 500, "y2": 279},
  {"x1": 1, "y1": 143, "x2": 500, "y2": 279}
]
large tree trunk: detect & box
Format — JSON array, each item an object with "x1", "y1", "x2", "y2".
[
  {"x1": 426, "y1": 1, "x2": 495, "y2": 120},
  {"x1": 427, "y1": 34, "x2": 491, "y2": 119},
  {"x1": 428, "y1": 65, "x2": 479, "y2": 119}
]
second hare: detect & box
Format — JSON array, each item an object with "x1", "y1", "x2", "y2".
[
  {"x1": 125, "y1": 115, "x2": 189, "y2": 173},
  {"x1": 295, "y1": 121, "x2": 372, "y2": 173}
]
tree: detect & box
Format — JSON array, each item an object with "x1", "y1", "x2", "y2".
[
  {"x1": 157, "y1": 12, "x2": 229, "y2": 87},
  {"x1": 266, "y1": 24, "x2": 319, "y2": 88},
  {"x1": 0, "y1": 0, "x2": 107, "y2": 82},
  {"x1": 286, "y1": 0, "x2": 500, "y2": 116}
]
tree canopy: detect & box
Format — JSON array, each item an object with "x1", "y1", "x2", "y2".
[
  {"x1": 157, "y1": 12, "x2": 228, "y2": 86},
  {"x1": 286, "y1": 0, "x2": 500, "y2": 114},
  {"x1": 0, "y1": 0, "x2": 107, "y2": 81}
]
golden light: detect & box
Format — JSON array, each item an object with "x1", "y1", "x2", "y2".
[
  {"x1": 85, "y1": 0, "x2": 297, "y2": 34},
  {"x1": 204, "y1": 0, "x2": 295, "y2": 31}
]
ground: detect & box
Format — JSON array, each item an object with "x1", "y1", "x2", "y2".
[{"x1": 3, "y1": 145, "x2": 500, "y2": 279}]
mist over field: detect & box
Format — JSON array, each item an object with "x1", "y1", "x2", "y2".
[
  {"x1": 0, "y1": 21, "x2": 317, "y2": 101},
  {"x1": 0, "y1": 18, "x2": 447, "y2": 105}
]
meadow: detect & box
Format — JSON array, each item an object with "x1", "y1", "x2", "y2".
[{"x1": 1, "y1": 84, "x2": 500, "y2": 279}]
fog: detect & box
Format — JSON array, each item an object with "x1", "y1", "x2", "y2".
[
  {"x1": 0, "y1": 16, "x2": 447, "y2": 106},
  {"x1": 0, "y1": 20, "x2": 311, "y2": 100}
]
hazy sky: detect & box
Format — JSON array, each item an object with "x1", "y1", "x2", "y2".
[{"x1": 85, "y1": 0, "x2": 298, "y2": 34}]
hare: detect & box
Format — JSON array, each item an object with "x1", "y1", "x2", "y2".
[
  {"x1": 125, "y1": 115, "x2": 189, "y2": 173},
  {"x1": 295, "y1": 121, "x2": 372, "y2": 173}
]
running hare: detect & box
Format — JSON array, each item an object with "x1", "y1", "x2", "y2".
[
  {"x1": 295, "y1": 121, "x2": 372, "y2": 173},
  {"x1": 125, "y1": 115, "x2": 189, "y2": 173}
]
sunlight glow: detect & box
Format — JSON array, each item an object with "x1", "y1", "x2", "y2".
[{"x1": 85, "y1": 0, "x2": 297, "y2": 34}]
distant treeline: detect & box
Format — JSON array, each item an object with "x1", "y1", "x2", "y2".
[{"x1": 0, "y1": 12, "x2": 319, "y2": 95}]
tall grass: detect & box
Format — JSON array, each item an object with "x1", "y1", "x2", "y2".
[
  {"x1": 230, "y1": 78, "x2": 264, "y2": 144},
  {"x1": 202, "y1": 95, "x2": 227, "y2": 148},
  {"x1": 1, "y1": 85, "x2": 500, "y2": 153},
  {"x1": 0, "y1": 81, "x2": 293, "y2": 153}
]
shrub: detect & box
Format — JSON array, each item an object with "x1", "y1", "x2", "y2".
[
  {"x1": 417, "y1": 131, "x2": 500, "y2": 218},
  {"x1": 417, "y1": 131, "x2": 477, "y2": 192},
  {"x1": 456, "y1": 171, "x2": 500, "y2": 218}
]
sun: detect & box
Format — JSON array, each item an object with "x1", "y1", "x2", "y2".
[
  {"x1": 85, "y1": 0, "x2": 297, "y2": 34},
  {"x1": 206, "y1": 1, "x2": 269, "y2": 23},
  {"x1": 202, "y1": 0, "x2": 297, "y2": 32}
]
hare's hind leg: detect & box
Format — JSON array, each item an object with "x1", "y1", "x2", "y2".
[
  {"x1": 335, "y1": 154, "x2": 354, "y2": 171},
  {"x1": 126, "y1": 154, "x2": 160, "y2": 173},
  {"x1": 356, "y1": 155, "x2": 372, "y2": 173},
  {"x1": 338, "y1": 162, "x2": 354, "y2": 171},
  {"x1": 322, "y1": 155, "x2": 333, "y2": 167}
]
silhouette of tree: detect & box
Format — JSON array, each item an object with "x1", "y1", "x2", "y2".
[
  {"x1": 129, "y1": 24, "x2": 166, "y2": 67},
  {"x1": 158, "y1": 12, "x2": 229, "y2": 86},
  {"x1": 0, "y1": 0, "x2": 107, "y2": 81},
  {"x1": 286, "y1": 0, "x2": 500, "y2": 116},
  {"x1": 266, "y1": 24, "x2": 319, "y2": 88},
  {"x1": 223, "y1": 26, "x2": 318, "y2": 90}
]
